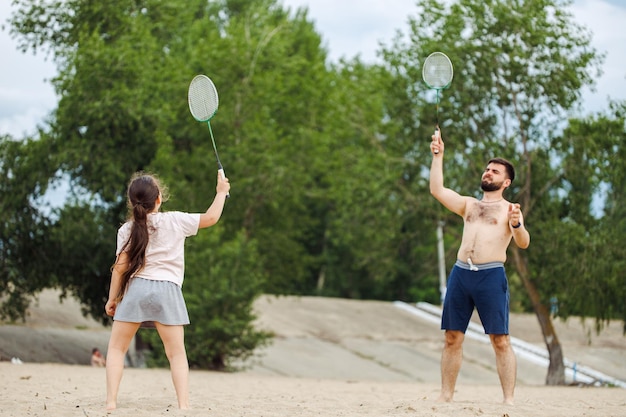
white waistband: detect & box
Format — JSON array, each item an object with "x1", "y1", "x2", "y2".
[{"x1": 455, "y1": 259, "x2": 504, "y2": 271}]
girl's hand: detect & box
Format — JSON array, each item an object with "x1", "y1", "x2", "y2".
[
  {"x1": 105, "y1": 299, "x2": 117, "y2": 317},
  {"x1": 216, "y1": 171, "x2": 230, "y2": 195}
]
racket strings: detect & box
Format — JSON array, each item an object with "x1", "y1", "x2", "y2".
[
  {"x1": 188, "y1": 77, "x2": 219, "y2": 122},
  {"x1": 422, "y1": 53, "x2": 454, "y2": 89},
  {"x1": 422, "y1": 52, "x2": 453, "y2": 130}
]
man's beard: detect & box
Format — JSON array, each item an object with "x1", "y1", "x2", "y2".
[{"x1": 481, "y1": 179, "x2": 503, "y2": 192}]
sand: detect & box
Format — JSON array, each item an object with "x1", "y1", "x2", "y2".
[
  {"x1": 1, "y1": 291, "x2": 625, "y2": 416},
  {"x1": 1, "y1": 363, "x2": 625, "y2": 417}
]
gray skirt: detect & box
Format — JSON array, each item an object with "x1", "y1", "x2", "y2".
[{"x1": 114, "y1": 277, "x2": 190, "y2": 325}]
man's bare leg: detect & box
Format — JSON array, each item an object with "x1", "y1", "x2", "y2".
[
  {"x1": 437, "y1": 330, "x2": 464, "y2": 402},
  {"x1": 490, "y1": 334, "x2": 517, "y2": 405}
]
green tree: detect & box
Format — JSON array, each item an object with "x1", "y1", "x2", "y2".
[
  {"x1": 546, "y1": 103, "x2": 626, "y2": 330},
  {"x1": 380, "y1": 0, "x2": 604, "y2": 384},
  {"x1": 6, "y1": 0, "x2": 294, "y2": 368},
  {"x1": 7, "y1": 0, "x2": 622, "y2": 380},
  {"x1": 311, "y1": 59, "x2": 441, "y2": 302},
  {"x1": 0, "y1": 135, "x2": 57, "y2": 320},
  {"x1": 7, "y1": 0, "x2": 404, "y2": 368}
]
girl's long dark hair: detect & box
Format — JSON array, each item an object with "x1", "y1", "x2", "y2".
[{"x1": 113, "y1": 172, "x2": 167, "y2": 300}]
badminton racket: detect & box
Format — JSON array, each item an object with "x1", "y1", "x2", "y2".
[
  {"x1": 422, "y1": 52, "x2": 453, "y2": 154},
  {"x1": 188, "y1": 74, "x2": 229, "y2": 197}
]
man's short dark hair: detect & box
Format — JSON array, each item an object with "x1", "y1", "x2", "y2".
[{"x1": 488, "y1": 158, "x2": 515, "y2": 183}]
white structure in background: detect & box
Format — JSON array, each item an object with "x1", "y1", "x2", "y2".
[{"x1": 394, "y1": 301, "x2": 626, "y2": 389}]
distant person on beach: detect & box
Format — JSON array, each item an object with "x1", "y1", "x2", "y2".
[
  {"x1": 91, "y1": 348, "x2": 106, "y2": 367},
  {"x1": 429, "y1": 132, "x2": 530, "y2": 405},
  {"x1": 104, "y1": 171, "x2": 230, "y2": 410}
]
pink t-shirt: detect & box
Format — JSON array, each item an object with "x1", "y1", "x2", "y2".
[{"x1": 116, "y1": 211, "x2": 201, "y2": 287}]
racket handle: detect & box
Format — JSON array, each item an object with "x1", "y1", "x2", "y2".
[
  {"x1": 433, "y1": 127, "x2": 440, "y2": 154},
  {"x1": 218, "y1": 168, "x2": 230, "y2": 198}
]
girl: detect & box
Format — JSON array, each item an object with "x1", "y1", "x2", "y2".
[{"x1": 105, "y1": 171, "x2": 230, "y2": 410}]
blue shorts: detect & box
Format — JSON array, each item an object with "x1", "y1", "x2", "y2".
[{"x1": 441, "y1": 260, "x2": 510, "y2": 335}]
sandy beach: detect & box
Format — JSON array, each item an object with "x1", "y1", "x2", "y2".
[
  {"x1": 1, "y1": 291, "x2": 625, "y2": 416},
  {"x1": 1, "y1": 363, "x2": 626, "y2": 417}
]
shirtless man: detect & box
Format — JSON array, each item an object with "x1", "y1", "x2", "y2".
[{"x1": 429, "y1": 132, "x2": 530, "y2": 405}]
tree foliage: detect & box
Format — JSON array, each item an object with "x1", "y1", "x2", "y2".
[
  {"x1": 2, "y1": 0, "x2": 624, "y2": 376},
  {"x1": 545, "y1": 103, "x2": 626, "y2": 331},
  {"x1": 378, "y1": 0, "x2": 610, "y2": 384},
  {"x1": 0, "y1": 134, "x2": 58, "y2": 320}
]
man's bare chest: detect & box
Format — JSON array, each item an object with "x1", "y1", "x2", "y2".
[{"x1": 465, "y1": 201, "x2": 506, "y2": 226}]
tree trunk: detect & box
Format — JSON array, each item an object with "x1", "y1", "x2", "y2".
[{"x1": 510, "y1": 246, "x2": 566, "y2": 385}]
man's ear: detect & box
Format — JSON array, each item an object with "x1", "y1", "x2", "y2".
[{"x1": 504, "y1": 179, "x2": 512, "y2": 189}]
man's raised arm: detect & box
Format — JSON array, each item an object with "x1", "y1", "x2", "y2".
[{"x1": 429, "y1": 132, "x2": 466, "y2": 216}]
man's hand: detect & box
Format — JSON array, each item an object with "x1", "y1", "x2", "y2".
[
  {"x1": 508, "y1": 203, "x2": 530, "y2": 248},
  {"x1": 508, "y1": 203, "x2": 522, "y2": 228},
  {"x1": 431, "y1": 129, "x2": 444, "y2": 156}
]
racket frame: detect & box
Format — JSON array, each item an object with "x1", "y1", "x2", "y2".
[
  {"x1": 422, "y1": 52, "x2": 454, "y2": 153},
  {"x1": 188, "y1": 74, "x2": 229, "y2": 196}
]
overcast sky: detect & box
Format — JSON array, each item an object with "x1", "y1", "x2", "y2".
[{"x1": 1, "y1": 0, "x2": 625, "y2": 138}]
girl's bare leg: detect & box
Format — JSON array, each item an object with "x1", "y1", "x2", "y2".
[
  {"x1": 106, "y1": 321, "x2": 141, "y2": 410},
  {"x1": 155, "y1": 323, "x2": 189, "y2": 409}
]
